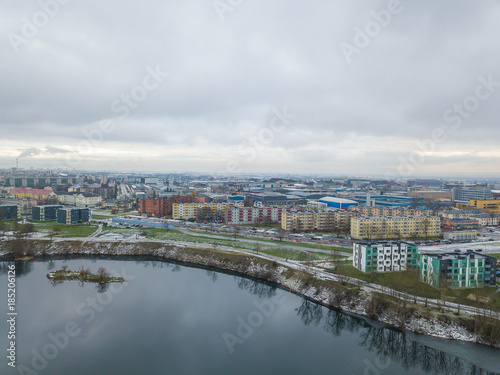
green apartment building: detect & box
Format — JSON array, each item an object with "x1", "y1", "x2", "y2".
[{"x1": 420, "y1": 252, "x2": 497, "y2": 288}]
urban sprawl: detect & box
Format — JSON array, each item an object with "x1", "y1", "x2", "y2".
[{"x1": 1, "y1": 170, "x2": 499, "y2": 290}]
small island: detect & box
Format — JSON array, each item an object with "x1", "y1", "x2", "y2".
[{"x1": 47, "y1": 266, "x2": 125, "y2": 284}]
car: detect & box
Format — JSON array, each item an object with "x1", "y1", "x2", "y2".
[
  {"x1": 488, "y1": 238, "x2": 495, "y2": 241},
  {"x1": 466, "y1": 249, "x2": 474, "y2": 253},
  {"x1": 454, "y1": 249, "x2": 461, "y2": 253}
]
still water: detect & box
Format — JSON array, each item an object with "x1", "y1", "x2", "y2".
[{"x1": 0, "y1": 257, "x2": 499, "y2": 375}]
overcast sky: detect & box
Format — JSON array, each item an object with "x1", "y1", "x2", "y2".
[{"x1": 1, "y1": 0, "x2": 499, "y2": 177}]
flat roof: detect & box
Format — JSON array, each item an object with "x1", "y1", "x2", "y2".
[
  {"x1": 422, "y1": 252, "x2": 496, "y2": 261},
  {"x1": 319, "y1": 197, "x2": 357, "y2": 204}
]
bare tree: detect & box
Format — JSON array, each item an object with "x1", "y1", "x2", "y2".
[
  {"x1": 254, "y1": 243, "x2": 261, "y2": 254},
  {"x1": 97, "y1": 267, "x2": 110, "y2": 283},
  {"x1": 233, "y1": 225, "x2": 240, "y2": 239},
  {"x1": 243, "y1": 197, "x2": 253, "y2": 207},
  {"x1": 277, "y1": 228, "x2": 285, "y2": 241}
]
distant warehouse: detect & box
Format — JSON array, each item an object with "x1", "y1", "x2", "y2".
[{"x1": 318, "y1": 197, "x2": 358, "y2": 209}]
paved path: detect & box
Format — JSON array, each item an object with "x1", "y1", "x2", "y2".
[
  {"x1": 177, "y1": 228, "x2": 353, "y2": 258},
  {"x1": 3, "y1": 236, "x2": 497, "y2": 319},
  {"x1": 88, "y1": 224, "x2": 103, "y2": 238}
]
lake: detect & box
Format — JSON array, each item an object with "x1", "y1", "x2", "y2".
[{"x1": 0, "y1": 257, "x2": 499, "y2": 374}]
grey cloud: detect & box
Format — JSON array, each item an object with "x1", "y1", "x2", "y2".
[{"x1": 1, "y1": 0, "x2": 499, "y2": 174}]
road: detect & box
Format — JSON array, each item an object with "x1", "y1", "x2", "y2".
[
  {"x1": 177, "y1": 228, "x2": 353, "y2": 258},
  {"x1": 5, "y1": 235, "x2": 497, "y2": 319},
  {"x1": 88, "y1": 224, "x2": 103, "y2": 238}
]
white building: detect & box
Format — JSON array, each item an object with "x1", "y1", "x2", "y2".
[
  {"x1": 56, "y1": 193, "x2": 102, "y2": 207},
  {"x1": 353, "y1": 241, "x2": 419, "y2": 273}
]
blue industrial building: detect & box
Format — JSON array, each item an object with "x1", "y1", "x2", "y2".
[{"x1": 318, "y1": 197, "x2": 358, "y2": 209}]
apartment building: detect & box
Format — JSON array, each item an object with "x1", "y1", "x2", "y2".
[
  {"x1": 350, "y1": 207, "x2": 432, "y2": 217},
  {"x1": 0, "y1": 198, "x2": 38, "y2": 215},
  {"x1": 56, "y1": 193, "x2": 102, "y2": 207},
  {"x1": 11, "y1": 188, "x2": 54, "y2": 200},
  {"x1": 420, "y1": 252, "x2": 497, "y2": 288},
  {"x1": 469, "y1": 199, "x2": 500, "y2": 210},
  {"x1": 56, "y1": 208, "x2": 91, "y2": 225},
  {"x1": 172, "y1": 202, "x2": 243, "y2": 220},
  {"x1": 0, "y1": 205, "x2": 21, "y2": 220},
  {"x1": 353, "y1": 241, "x2": 419, "y2": 273},
  {"x1": 138, "y1": 195, "x2": 199, "y2": 217},
  {"x1": 32, "y1": 205, "x2": 63, "y2": 221},
  {"x1": 6, "y1": 176, "x2": 78, "y2": 188},
  {"x1": 225, "y1": 207, "x2": 291, "y2": 225},
  {"x1": 139, "y1": 198, "x2": 169, "y2": 217},
  {"x1": 441, "y1": 218, "x2": 479, "y2": 231},
  {"x1": 350, "y1": 216, "x2": 441, "y2": 240},
  {"x1": 281, "y1": 211, "x2": 350, "y2": 232}
]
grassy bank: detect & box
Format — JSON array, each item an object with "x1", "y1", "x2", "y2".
[
  {"x1": 329, "y1": 265, "x2": 500, "y2": 311},
  {"x1": 98, "y1": 227, "x2": 339, "y2": 261}
]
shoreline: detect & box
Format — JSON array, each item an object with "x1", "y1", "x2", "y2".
[{"x1": 1, "y1": 239, "x2": 499, "y2": 350}]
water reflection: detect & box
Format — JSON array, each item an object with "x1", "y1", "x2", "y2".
[
  {"x1": 0, "y1": 257, "x2": 498, "y2": 375},
  {"x1": 295, "y1": 298, "x2": 323, "y2": 326},
  {"x1": 295, "y1": 297, "x2": 499, "y2": 375},
  {"x1": 234, "y1": 276, "x2": 277, "y2": 298},
  {"x1": 206, "y1": 270, "x2": 218, "y2": 282},
  {"x1": 0, "y1": 260, "x2": 34, "y2": 277}
]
